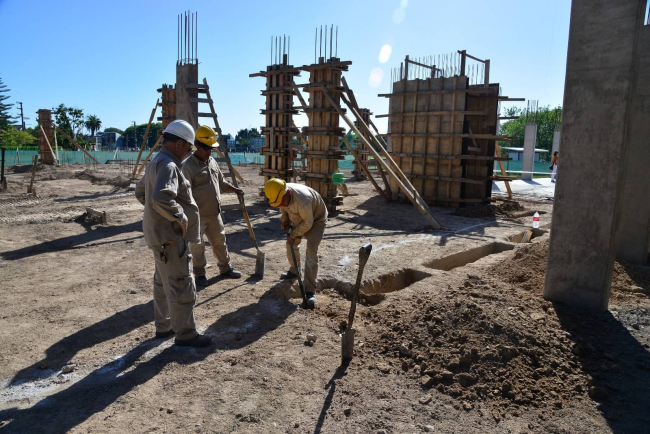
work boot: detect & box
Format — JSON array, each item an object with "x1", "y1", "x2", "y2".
[
  {"x1": 305, "y1": 292, "x2": 316, "y2": 309},
  {"x1": 220, "y1": 268, "x2": 242, "y2": 279},
  {"x1": 195, "y1": 275, "x2": 209, "y2": 287},
  {"x1": 174, "y1": 334, "x2": 212, "y2": 348},
  {"x1": 280, "y1": 270, "x2": 297, "y2": 280},
  {"x1": 155, "y1": 329, "x2": 175, "y2": 339}
]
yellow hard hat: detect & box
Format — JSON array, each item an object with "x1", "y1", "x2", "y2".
[
  {"x1": 264, "y1": 178, "x2": 287, "y2": 207},
  {"x1": 195, "y1": 125, "x2": 219, "y2": 148}
]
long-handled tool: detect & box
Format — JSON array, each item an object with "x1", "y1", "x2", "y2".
[
  {"x1": 239, "y1": 196, "x2": 265, "y2": 277},
  {"x1": 341, "y1": 243, "x2": 372, "y2": 364},
  {"x1": 287, "y1": 233, "x2": 308, "y2": 307}
]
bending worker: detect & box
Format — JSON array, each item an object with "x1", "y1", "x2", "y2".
[
  {"x1": 181, "y1": 125, "x2": 244, "y2": 286},
  {"x1": 264, "y1": 178, "x2": 328, "y2": 308},
  {"x1": 135, "y1": 120, "x2": 211, "y2": 348}
]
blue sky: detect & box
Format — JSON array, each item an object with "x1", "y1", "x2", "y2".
[{"x1": 0, "y1": 0, "x2": 571, "y2": 135}]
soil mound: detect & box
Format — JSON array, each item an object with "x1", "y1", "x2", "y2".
[
  {"x1": 452, "y1": 201, "x2": 525, "y2": 219},
  {"x1": 492, "y1": 238, "x2": 650, "y2": 296},
  {"x1": 75, "y1": 169, "x2": 130, "y2": 188},
  {"x1": 363, "y1": 278, "x2": 587, "y2": 411}
]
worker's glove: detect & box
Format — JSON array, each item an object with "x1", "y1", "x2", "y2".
[{"x1": 281, "y1": 221, "x2": 292, "y2": 231}]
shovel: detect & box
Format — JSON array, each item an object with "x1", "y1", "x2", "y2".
[
  {"x1": 287, "y1": 233, "x2": 309, "y2": 308},
  {"x1": 239, "y1": 196, "x2": 265, "y2": 277},
  {"x1": 341, "y1": 243, "x2": 372, "y2": 364}
]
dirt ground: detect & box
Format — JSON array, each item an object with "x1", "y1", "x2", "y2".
[{"x1": 0, "y1": 163, "x2": 648, "y2": 434}]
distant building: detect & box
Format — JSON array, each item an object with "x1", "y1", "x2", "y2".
[
  {"x1": 249, "y1": 136, "x2": 265, "y2": 151},
  {"x1": 96, "y1": 131, "x2": 121, "y2": 149},
  {"x1": 500, "y1": 147, "x2": 549, "y2": 162}
]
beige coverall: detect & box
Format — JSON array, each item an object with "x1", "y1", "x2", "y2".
[
  {"x1": 280, "y1": 183, "x2": 328, "y2": 292},
  {"x1": 182, "y1": 154, "x2": 237, "y2": 275},
  {"x1": 135, "y1": 148, "x2": 200, "y2": 341}
]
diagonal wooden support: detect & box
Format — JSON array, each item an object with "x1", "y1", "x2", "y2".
[
  {"x1": 341, "y1": 135, "x2": 390, "y2": 201},
  {"x1": 340, "y1": 77, "x2": 392, "y2": 196},
  {"x1": 495, "y1": 142, "x2": 512, "y2": 199},
  {"x1": 53, "y1": 124, "x2": 99, "y2": 164},
  {"x1": 320, "y1": 86, "x2": 441, "y2": 229},
  {"x1": 201, "y1": 78, "x2": 244, "y2": 183},
  {"x1": 136, "y1": 136, "x2": 163, "y2": 177},
  {"x1": 132, "y1": 99, "x2": 160, "y2": 178}
]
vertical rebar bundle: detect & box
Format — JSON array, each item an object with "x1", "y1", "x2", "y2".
[
  {"x1": 177, "y1": 10, "x2": 198, "y2": 65},
  {"x1": 313, "y1": 25, "x2": 338, "y2": 62}
]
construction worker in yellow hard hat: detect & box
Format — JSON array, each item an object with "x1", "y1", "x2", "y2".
[
  {"x1": 182, "y1": 125, "x2": 244, "y2": 287},
  {"x1": 264, "y1": 178, "x2": 328, "y2": 308},
  {"x1": 135, "y1": 120, "x2": 211, "y2": 347}
]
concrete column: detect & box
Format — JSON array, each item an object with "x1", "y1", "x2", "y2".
[
  {"x1": 551, "y1": 130, "x2": 561, "y2": 155},
  {"x1": 175, "y1": 64, "x2": 199, "y2": 130},
  {"x1": 521, "y1": 124, "x2": 537, "y2": 180},
  {"x1": 544, "y1": 0, "x2": 648, "y2": 312},
  {"x1": 615, "y1": 5, "x2": 650, "y2": 265}
]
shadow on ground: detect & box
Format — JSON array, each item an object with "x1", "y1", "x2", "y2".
[
  {"x1": 0, "y1": 287, "x2": 297, "y2": 433},
  {"x1": 0, "y1": 221, "x2": 142, "y2": 261},
  {"x1": 553, "y1": 303, "x2": 650, "y2": 434}
]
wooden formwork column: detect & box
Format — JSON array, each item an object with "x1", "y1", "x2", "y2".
[
  {"x1": 251, "y1": 55, "x2": 300, "y2": 191},
  {"x1": 36, "y1": 109, "x2": 55, "y2": 165},
  {"x1": 299, "y1": 57, "x2": 350, "y2": 212},
  {"x1": 352, "y1": 108, "x2": 372, "y2": 179},
  {"x1": 157, "y1": 84, "x2": 177, "y2": 130}
]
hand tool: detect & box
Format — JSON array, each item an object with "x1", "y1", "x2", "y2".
[
  {"x1": 239, "y1": 196, "x2": 265, "y2": 277},
  {"x1": 341, "y1": 243, "x2": 372, "y2": 364},
  {"x1": 287, "y1": 232, "x2": 308, "y2": 308}
]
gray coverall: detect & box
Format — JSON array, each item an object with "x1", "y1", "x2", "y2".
[
  {"x1": 280, "y1": 183, "x2": 328, "y2": 292},
  {"x1": 181, "y1": 154, "x2": 237, "y2": 275},
  {"x1": 135, "y1": 148, "x2": 200, "y2": 341}
]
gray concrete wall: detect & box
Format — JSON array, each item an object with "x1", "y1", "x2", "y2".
[
  {"x1": 552, "y1": 130, "x2": 561, "y2": 155},
  {"x1": 544, "y1": 0, "x2": 646, "y2": 312},
  {"x1": 615, "y1": 9, "x2": 650, "y2": 265},
  {"x1": 175, "y1": 64, "x2": 199, "y2": 130},
  {"x1": 521, "y1": 124, "x2": 537, "y2": 180}
]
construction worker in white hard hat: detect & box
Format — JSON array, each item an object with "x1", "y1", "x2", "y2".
[
  {"x1": 264, "y1": 178, "x2": 328, "y2": 308},
  {"x1": 182, "y1": 125, "x2": 244, "y2": 286},
  {"x1": 135, "y1": 120, "x2": 211, "y2": 348}
]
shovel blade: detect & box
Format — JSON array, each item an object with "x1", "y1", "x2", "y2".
[
  {"x1": 255, "y1": 249, "x2": 266, "y2": 278},
  {"x1": 341, "y1": 328, "x2": 356, "y2": 363}
]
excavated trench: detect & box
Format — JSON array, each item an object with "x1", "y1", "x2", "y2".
[
  {"x1": 425, "y1": 242, "x2": 515, "y2": 271},
  {"x1": 507, "y1": 228, "x2": 548, "y2": 243}
]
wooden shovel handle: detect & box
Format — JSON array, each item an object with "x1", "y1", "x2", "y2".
[{"x1": 347, "y1": 243, "x2": 372, "y2": 329}]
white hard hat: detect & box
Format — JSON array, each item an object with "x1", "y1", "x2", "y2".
[{"x1": 163, "y1": 120, "x2": 195, "y2": 144}]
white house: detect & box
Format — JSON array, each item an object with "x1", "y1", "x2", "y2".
[{"x1": 500, "y1": 147, "x2": 549, "y2": 162}]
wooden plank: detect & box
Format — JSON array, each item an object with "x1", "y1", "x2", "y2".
[
  {"x1": 326, "y1": 87, "x2": 441, "y2": 229},
  {"x1": 132, "y1": 98, "x2": 160, "y2": 178},
  {"x1": 341, "y1": 134, "x2": 390, "y2": 201},
  {"x1": 39, "y1": 123, "x2": 57, "y2": 164},
  {"x1": 375, "y1": 110, "x2": 487, "y2": 118},
  {"x1": 135, "y1": 136, "x2": 163, "y2": 177},
  {"x1": 378, "y1": 87, "x2": 496, "y2": 98},
  {"x1": 495, "y1": 142, "x2": 512, "y2": 198},
  {"x1": 28, "y1": 155, "x2": 38, "y2": 194},
  {"x1": 187, "y1": 97, "x2": 212, "y2": 103},
  {"x1": 381, "y1": 133, "x2": 514, "y2": 140},
  {"x1": 201, "y1": 78, "x2": 244, "y2": 182},
  {"x1": 53, "y1": 124, "x2": 99, "y2": 163}
]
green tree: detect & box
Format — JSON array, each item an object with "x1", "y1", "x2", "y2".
[
  {"x1": 0, "y1": 126, "x2": 36, "y2": 149},
  {"x1": 104, "y1": 127, "x2": 124, "y2": 135},
  {"x1": 0, "y1": 76, "x2": 16, "y2": 130},
  {"x1": 52, "y1": 104, "x2": 85, "y2": 148},
  {"x1": 499, "y1": 105, "x2": 562, "y2": 158},
  {"x1": 249, "y1": 127, "x2": 261, "y2": 138},
  {"x1": 85, "y1": 114, "x2": 102, "y2": 136}
]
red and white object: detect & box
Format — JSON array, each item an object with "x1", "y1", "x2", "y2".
[{"x1": 533, "y1": 212, "x2": 540, "y2": 229}]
